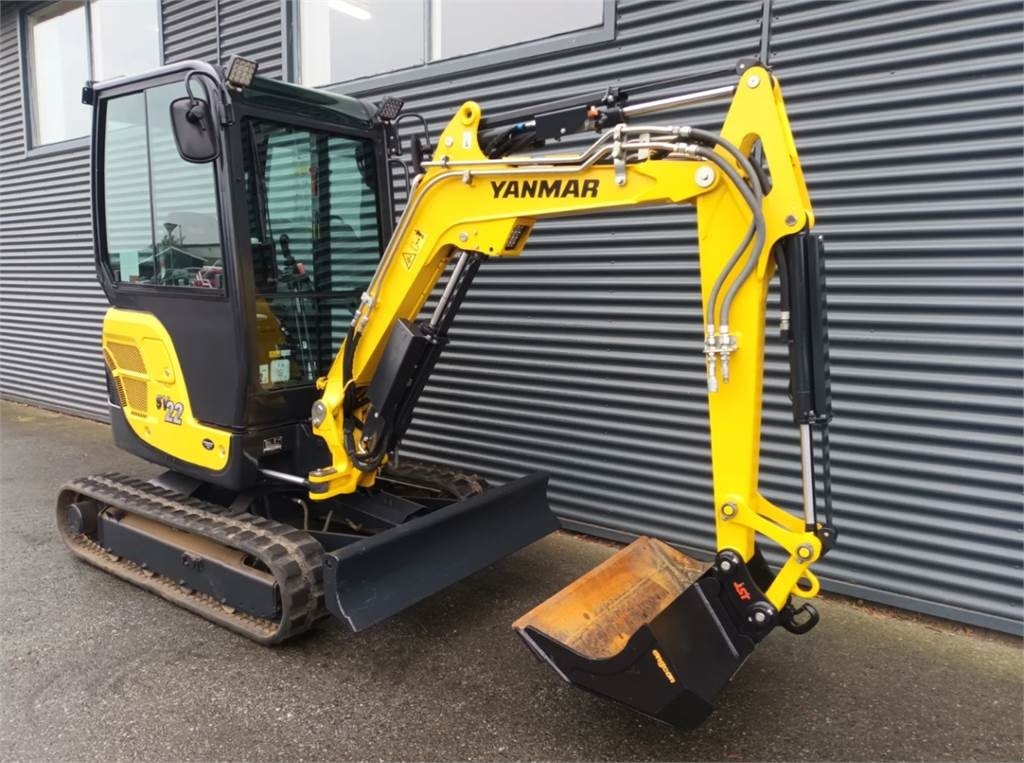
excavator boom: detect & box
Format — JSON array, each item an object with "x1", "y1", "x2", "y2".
[{"x1": 307, "y1": 64, "x2": 835, "y2": 725}]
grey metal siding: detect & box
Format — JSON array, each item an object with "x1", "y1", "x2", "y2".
[
  {"x1": 0, "y1": 0, "x2": 283, "y2": 421},
  {"x1": 162, "y1": 0, "x2": 218, "y2": 65},
  {"x1": 0, "y1": 0, "x2": 1020, "y2": 635},
  {"x1": 163, "y1": 0, "x2": 282, "y2": 77},
  {"x1": 765, "y1": 0, "x2": 1024, "y2": 631},
  {"x1": 338, "y1": 0, "x2": 1024, "y2": 634},
  {"x1": 218, "y1": 0, "x2": 283, "y2": 79},
  {"x1": 0, "y1": 4, "x2": 109, "y2": 419}
]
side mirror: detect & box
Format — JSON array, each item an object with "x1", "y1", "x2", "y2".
[{"x1": 169, "y1": 96, "x2": 219, "y2": 163}]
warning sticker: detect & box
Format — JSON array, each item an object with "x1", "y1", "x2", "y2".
[{"x1": 401, "y1": 230, "x2": 426, "y2": 270}]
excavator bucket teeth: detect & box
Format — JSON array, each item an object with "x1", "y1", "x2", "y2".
[
  {"x1": 514, "y1": 537, "x2": 754, "y2": 728},
  {"x1": 324, "y1": 471, "x2": 558, "y2": 631}
]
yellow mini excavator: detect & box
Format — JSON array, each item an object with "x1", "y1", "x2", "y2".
[{"x1": 61, "y1": 55, "x2": 834, "y2": 727}]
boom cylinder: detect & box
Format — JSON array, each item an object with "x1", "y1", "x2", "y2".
[
  {"x1": 778, "y1": 233, "x2": 831, "y2": 426},
  {"x1": 360, "y1": 250, "x2": 482, "y2": 457},
  {"x1": 778, "y1": 232, "x2": 832, "y2": 531}
]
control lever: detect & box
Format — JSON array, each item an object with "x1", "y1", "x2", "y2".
[{"x1": 279, "y1": 234, "x2": 307, "y2": 283}]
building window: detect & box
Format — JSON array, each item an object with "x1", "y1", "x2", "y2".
[
  {"x1": 24, "y1": 0, "x2": 160, "y2": 147},
  {"x1": 298, "y1": 0, "x2": 605, "y2": 87}
]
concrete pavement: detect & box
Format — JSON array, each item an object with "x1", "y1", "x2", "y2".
[{"x1": 1, "y1": 399, "x2": 1021, "y2": 761}]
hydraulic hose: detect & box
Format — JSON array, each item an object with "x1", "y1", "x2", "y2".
[
  {"x1": 706, "y1": 223, "x2": 755, "y2": 334},
  {"x1": 688, "y1": 145, "x2": 765, "y2": 332},
  {"x1": 717, "y1": 182, "x2": 766, "y2": 332},
  {"x1": 684, "y1": 130, "x2": 770, "y2": 333},
  {"x1": 687, "y1": 128, "x2": 764, "y2": 200},
  {"x1": 642, "y1": 128, "x2": 762, "y2": 344}
]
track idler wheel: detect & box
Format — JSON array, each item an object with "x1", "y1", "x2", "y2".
[{"x1": 66, "y1": 500, "x2": 100, "y2": 536}]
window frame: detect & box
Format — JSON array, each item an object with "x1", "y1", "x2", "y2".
[
  {"x1": 18, "y1": 0, "x2": 164, "y2": 157},
  {"x1": 284, "y1": 0, "x2": 616, "y2": 92}
]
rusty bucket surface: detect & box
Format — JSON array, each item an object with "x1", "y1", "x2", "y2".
[{"x1": 515, "y1": 537, "x2": 756, "y2": 728}]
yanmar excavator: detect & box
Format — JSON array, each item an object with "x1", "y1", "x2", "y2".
[{"x1": 60, "y1": 55, "x2": 834, "y2": 727}]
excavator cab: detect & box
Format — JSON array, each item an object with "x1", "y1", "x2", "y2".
[
  {"x1": 87, "y1": 58, "x2": 395, "y2": 463},
  {"x1": 69, "y1": 57, "x2": 559, "y2": 640}
]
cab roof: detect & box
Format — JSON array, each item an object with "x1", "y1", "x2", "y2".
[{"x1": 235, "y1": 76, "x2": 375, "y2": 130}]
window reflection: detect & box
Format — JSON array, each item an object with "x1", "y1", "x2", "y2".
[
  {"x1": 103, "y1": 83, "x2": 222, "y2": 288},
  {"x1": 90, "y1": 0, "x2": 160, "y2": 80},
  {"x1": 27, "y1": 2, "x2": 90, "y2": 145},
  {"x1": 26, "y1": 0, "x2": 160, "y2": 146}
]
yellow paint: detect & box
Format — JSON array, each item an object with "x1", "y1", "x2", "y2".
[
  {"x1": 103, "y1": 308, "x2": 231, "y2": 471},
  {"x1": 308, "y1": 67, "x2": 825, "y2": 607},
  {"x1": 651, "y1": 649, "x2": 677, "y2": 684}
]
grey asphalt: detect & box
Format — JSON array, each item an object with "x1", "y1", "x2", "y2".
[{"x1": 1, "y1": 399, "x2": 1021, "y2": 762}]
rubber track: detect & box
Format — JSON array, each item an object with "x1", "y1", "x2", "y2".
[
  {"x1": 57, "y1": 473, "x2": 324, "y2": 645},
  {"x1": 380, "y1": 457, "x2": 488, "y2": 500}
]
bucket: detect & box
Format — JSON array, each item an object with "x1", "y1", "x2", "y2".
[{"x1": 515, "y1": 537, "x2": 765, "y2": 728}]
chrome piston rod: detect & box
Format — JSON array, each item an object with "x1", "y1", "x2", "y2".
[
  {"x1": 622, "y1": 84, "x2": 735, "y2": 119},
  {"x1": 798, "y1": 423, "x2": 817, "y2": 529},
  {"x1": 430, "y1": 250, "x2": 473, "y2": 330},
  {"x1": 502, "y1": 83, "x2": 735, "y2": 135}
]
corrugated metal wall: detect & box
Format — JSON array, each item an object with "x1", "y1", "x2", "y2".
[
  {"x1": 162, "y1": 0, "x2": 218, "y2": 65},
  {"x1": 163, "y1": 0, "x2": 282, "y2": 77},
  {"x1": 340, "y1": 0, "x2": 1024, "y2": 635},
  {"x1": 0, "y1": 0, "x2": 1020, "y2": 634},
  {"x1": 0, "y1": 3, "x2": 106, "y2": 418},
  {"x1": 0, "y1": 0, "x2": 283, "y2": 418},
  {"x1": 217, "y1": 0, "x2": 283, "y2": 79},
  {"x1": 762, "y1": 0, "x2": 1024, "y2": 632}
]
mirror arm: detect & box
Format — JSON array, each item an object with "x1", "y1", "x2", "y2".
[{"x1": 185, "y1": 70, "x2": 235, "y2": 126}]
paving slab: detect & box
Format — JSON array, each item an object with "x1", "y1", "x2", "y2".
[{"x1": 1, "y1": 400, "x2": 1021, "y2": 762}]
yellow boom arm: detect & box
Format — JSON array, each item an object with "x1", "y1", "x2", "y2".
[{"x1": 309, "y1": 66, "x2": 821, "y2": 610}]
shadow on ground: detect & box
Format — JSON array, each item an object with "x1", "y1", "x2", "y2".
[{"x1": 1, "y1": 400, "x2": 1021, "y2": 761}]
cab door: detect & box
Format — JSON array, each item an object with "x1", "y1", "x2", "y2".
[{"x1": 94, "y1": 73, "x2": 247, "y2": 430}]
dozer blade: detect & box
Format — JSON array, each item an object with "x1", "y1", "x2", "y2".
[
  {"x1": 515, "y1": 536, "x2": 756, "y2": 728},
  {"x1": 324, "y1": 471, "x2": 558, "y2": 631}
]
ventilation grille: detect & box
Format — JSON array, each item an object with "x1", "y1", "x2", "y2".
[
  {"x1": 120, "y1": 377, "x2": 148, "y2": 414},
  {"x1": 113, "y1": 376, "x2": 128, "y2": 409},
  {"x1": 106, "y1": 342, "x2": 146, "y2": 374}
]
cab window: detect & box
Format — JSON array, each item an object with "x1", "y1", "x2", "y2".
[
  {"x1": 242, "y1": 119, "x2": 381, "y2": 388},
  {"x1": 103, "y1": 82, "x2": 223, "y2": 289}
]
